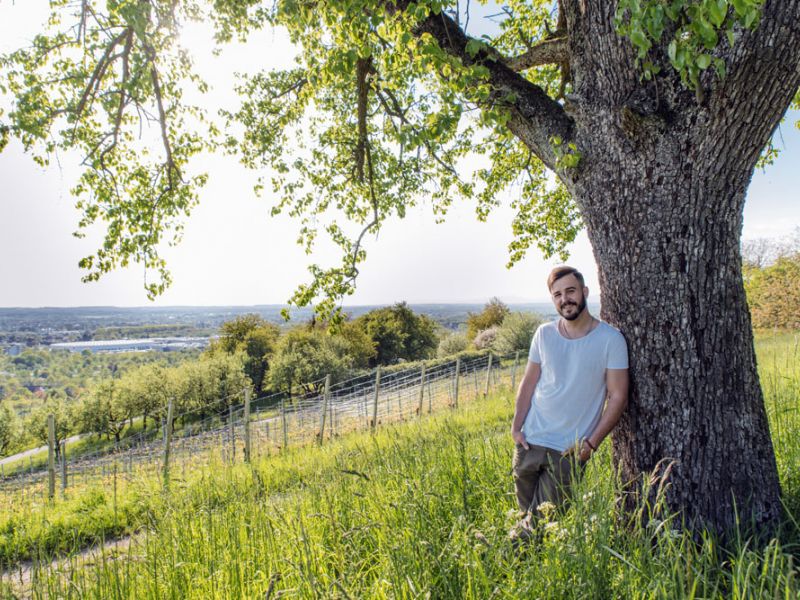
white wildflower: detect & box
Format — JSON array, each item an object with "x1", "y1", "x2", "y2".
[{"x1": 537, "y1": 501, "x2": 556, "y2": 517}]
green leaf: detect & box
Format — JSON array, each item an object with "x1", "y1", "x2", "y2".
[
  {"x1": 713, "y1": 57, "x2": 726, "y2": 78},
  {"x1": 465, "y1": 39, "x2": 483, "y2": 58},
  {"x1": 708, "y1": 0, "x2": 727, "y2": 27},
  {"x1": 696, "y1": 53, "x2": 712, "y2": 69},
  {"x1": 668, "y1": 40, "x2": 678, "y2": 62}
]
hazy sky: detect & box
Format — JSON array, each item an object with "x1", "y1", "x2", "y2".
[{"x1": 1, "y1": 4, "x2": 798, "y2": 308}]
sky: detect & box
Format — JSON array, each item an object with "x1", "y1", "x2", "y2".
[{"x1": 1, "y1": 3, "x2": 798, "y2": 308}]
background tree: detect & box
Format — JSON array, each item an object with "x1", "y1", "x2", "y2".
[
  {"x1": 122, "y1": 363, "x2": 170, "y2": 431},
  {"x1": 0, "y1": 403, "x2": 20, "y2": 458},
  {"x1": 269, "y1": 327, "x2": 351, "y2": 395},
  {"x1": 3, "y1": 0, "x2": 799, "y2": 537},
  {"x1": 210, "y1": 315, "x2": 280, "y2": 397},
  {"x1": 742, "y1": 229, "x2": 800, "y2": 329},
  {"x1": 355, "y1": 302, "x2": 438, "y2": 366},
  {"x1": 335, "y1": 320, "x2": 378, "y2": 369},
  {"x1": 24, "y1": 397, "x2": 74, "y2": 461},
  {"x1": 466, "y1": 298, "x2": 511, "y2": 342},
  {"x1": 79, "y1": 380, "x2": 131, "y2": 444}
]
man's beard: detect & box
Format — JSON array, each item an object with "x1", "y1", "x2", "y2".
[{"x1": 558, "y1": 295, "x2": 587, "y2": 321}]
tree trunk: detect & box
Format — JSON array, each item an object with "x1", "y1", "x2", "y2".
[
  {"x1": 535, "y1": 0, "x2": 800, "y2": 540},
  {"x1": 573, "y1": 116, "x2": 782, "y2": 536}
]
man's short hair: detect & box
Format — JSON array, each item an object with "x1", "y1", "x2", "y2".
[{"x1": 547, "y1": 266, "x2": 585, "y2": 290}]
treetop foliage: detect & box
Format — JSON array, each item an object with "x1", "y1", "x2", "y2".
[
  {"x1": 466, "y1": 296, "x2": 510, "y2": 341},
  {"x1": 1, "y1": 1, "x2": 796, "y2": 322}
]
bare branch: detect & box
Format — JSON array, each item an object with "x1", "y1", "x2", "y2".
[
  {"x1": 142, "y1": 41, "x2": 180, "y2": 186},
  {"x1": 354, "y1": 57, "x2": 372, "y2": 183}
]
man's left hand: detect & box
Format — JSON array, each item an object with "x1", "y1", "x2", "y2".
[{"x1": 562, "y1": 439, "x2": 594, "y2": 463}]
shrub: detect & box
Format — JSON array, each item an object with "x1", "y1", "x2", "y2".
[
  {"x1": 437, "y1": 332, "x2": 469, "y2": 358},
  {"x1": 492, "y1": 312, "x2": 545, "y2": 355},
  {"x1": 473, "y1": 326, "x2": 499, "y2": 350}
]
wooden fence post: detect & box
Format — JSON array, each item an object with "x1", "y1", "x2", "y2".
[
  {"x1": 244, "y1": 388, "x2": 252, "y2": 463},
  {"x1": 162, "y1": 397, "x2": 174, "y2": 487},
  {"x1": 371, "y1": 366, "x2": 382, "y2": 432},
  {"x1": 454, "y1": 357, "x2": 461, "y2": 408},
  {"x1": 281, "y1": 397, "x2": 288, "y2": 450},
  {"x1": 228, "y1": 404, "x2": 236, "y2": 462},
  {"x1": 318, "y1": 374, "x2": 331, "y2": 445},
  {"x1": 60, "y1": 440, "x2": 67, "y2": 493},
  {"x1": 113, "y1": 461, "x2": 118, "y2": 524},
  {"x1": 484, "y1": 353, "x2": 493, "y2": 397},
  {"x1": 512, "y1": 350, "x2": 520, "y2": 392},
  {"x1": 417, "y1": 363, "x2": 426, "y2": 417},
  {"x1": 47, "y1": 413, "x2": 56, "y2": 500}
]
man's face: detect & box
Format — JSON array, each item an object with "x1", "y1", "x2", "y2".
[{"x1": 549, "y1": 274, "x2": 588, "y2": 321}]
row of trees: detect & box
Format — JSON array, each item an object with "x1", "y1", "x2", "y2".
[
  {"x1": 207, "y1": 302, "x2": 441, "y2": 397},
  {"x1": 212, "y1": 300, "x2": 545, "y2": 397},
  {"x1": 0, "y1": 353, "x2": 249, "y2": 460},
  {"x1": 0, "y1": 345, "x2": 201, "y2": 418}
]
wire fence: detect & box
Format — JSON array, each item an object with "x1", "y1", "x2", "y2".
[{"x1": 0, "y1": 350, "x2": 526, "y2": 501}]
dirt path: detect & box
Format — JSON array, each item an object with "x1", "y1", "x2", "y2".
[{"x1": 0, "y1": 435, "x2": 82, "y2": 467}]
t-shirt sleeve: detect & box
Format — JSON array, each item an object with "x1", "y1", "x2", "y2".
[
  {"x1": 528, "y1": 325, "x2": 542, "y2": 363},
  {"x1": 607, "y1": 330, "x2": 629, "y2": 369}
]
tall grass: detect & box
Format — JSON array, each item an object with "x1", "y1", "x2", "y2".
[{"x1": 3, "y1": 334, "x2": 798, "y2": 599}]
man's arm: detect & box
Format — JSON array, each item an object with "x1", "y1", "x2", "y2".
[
  {"x1": 511, "y1": 361, "x2": 541, "y2": 450},
  {"x1": 567, "y1": 368, "x2": 629, "y2": 461}
]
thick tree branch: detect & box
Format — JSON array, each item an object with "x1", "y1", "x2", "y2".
[
  {"x1": 706, "y1": 0, "x2": 800, "y2": 167},
  {"x1": 388, "y1": 1, "x2": 574, "y2": 172},
  {"x1": 505, "y1": 36, "x2": 569, "y2": 72}
]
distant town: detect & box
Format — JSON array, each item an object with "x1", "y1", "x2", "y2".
[{"x1": 0, "y1": 302, "x2": 578, "y2": 355}]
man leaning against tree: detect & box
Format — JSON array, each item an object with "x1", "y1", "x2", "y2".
[{"x1": 510, "y1": 266, "x2": 629, "y2": 543}]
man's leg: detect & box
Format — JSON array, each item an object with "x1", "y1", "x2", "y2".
[
  {"x1": 530, "y1": 449, "x2": 583, "y2": 515},
  {"x1": 510, "y1": 445, "x2": 550, "y2": 546},
  {"x1": 512, "y1": 444, "x2": 545, "y2": 512}
]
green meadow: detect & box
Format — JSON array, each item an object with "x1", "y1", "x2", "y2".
[{"x1": 1, "y1": 333, "x2": 798, "y2": 599}]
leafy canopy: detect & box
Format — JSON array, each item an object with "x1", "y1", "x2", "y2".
[{"x1": 1, "y1": 0, "x2": 792, "y2": 321}]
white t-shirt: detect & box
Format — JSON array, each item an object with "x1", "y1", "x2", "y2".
[{"x1": 523, "y1": 319, "x2": 628, "y2": 452}]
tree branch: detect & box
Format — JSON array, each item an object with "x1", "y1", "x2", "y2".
[
  {"x1": 505, "y1": 36, "x2": 568, "y2": 72},
  {"x1": 707, "y1": 0, "x2": 800, "y2": 164},
  {"x1": 73, "y1": 29, "x2": 129, "y2": 122},
  {"x1": 354, "y1": 57, "x2": 371, "y2": 183},
  {"x1": 387, "y1": 1, "x2": 574, "y2": 172}
]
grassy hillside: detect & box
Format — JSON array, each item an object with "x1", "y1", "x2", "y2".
[{"x1": 2, "y1": 334, "x2": 798, "y2": 599}]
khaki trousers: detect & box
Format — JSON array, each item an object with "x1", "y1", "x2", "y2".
[{"x1": 512, "y1": 443, "x2": 584, "y2": 514}]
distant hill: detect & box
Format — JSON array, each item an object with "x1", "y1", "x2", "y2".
[{"x1": 0, "y1": 302, "x2": 600, "y2": 347}]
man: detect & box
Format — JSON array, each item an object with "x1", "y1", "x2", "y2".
[{"x1": 510, "y1": 266, "x2": 629, "y2": 538}]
